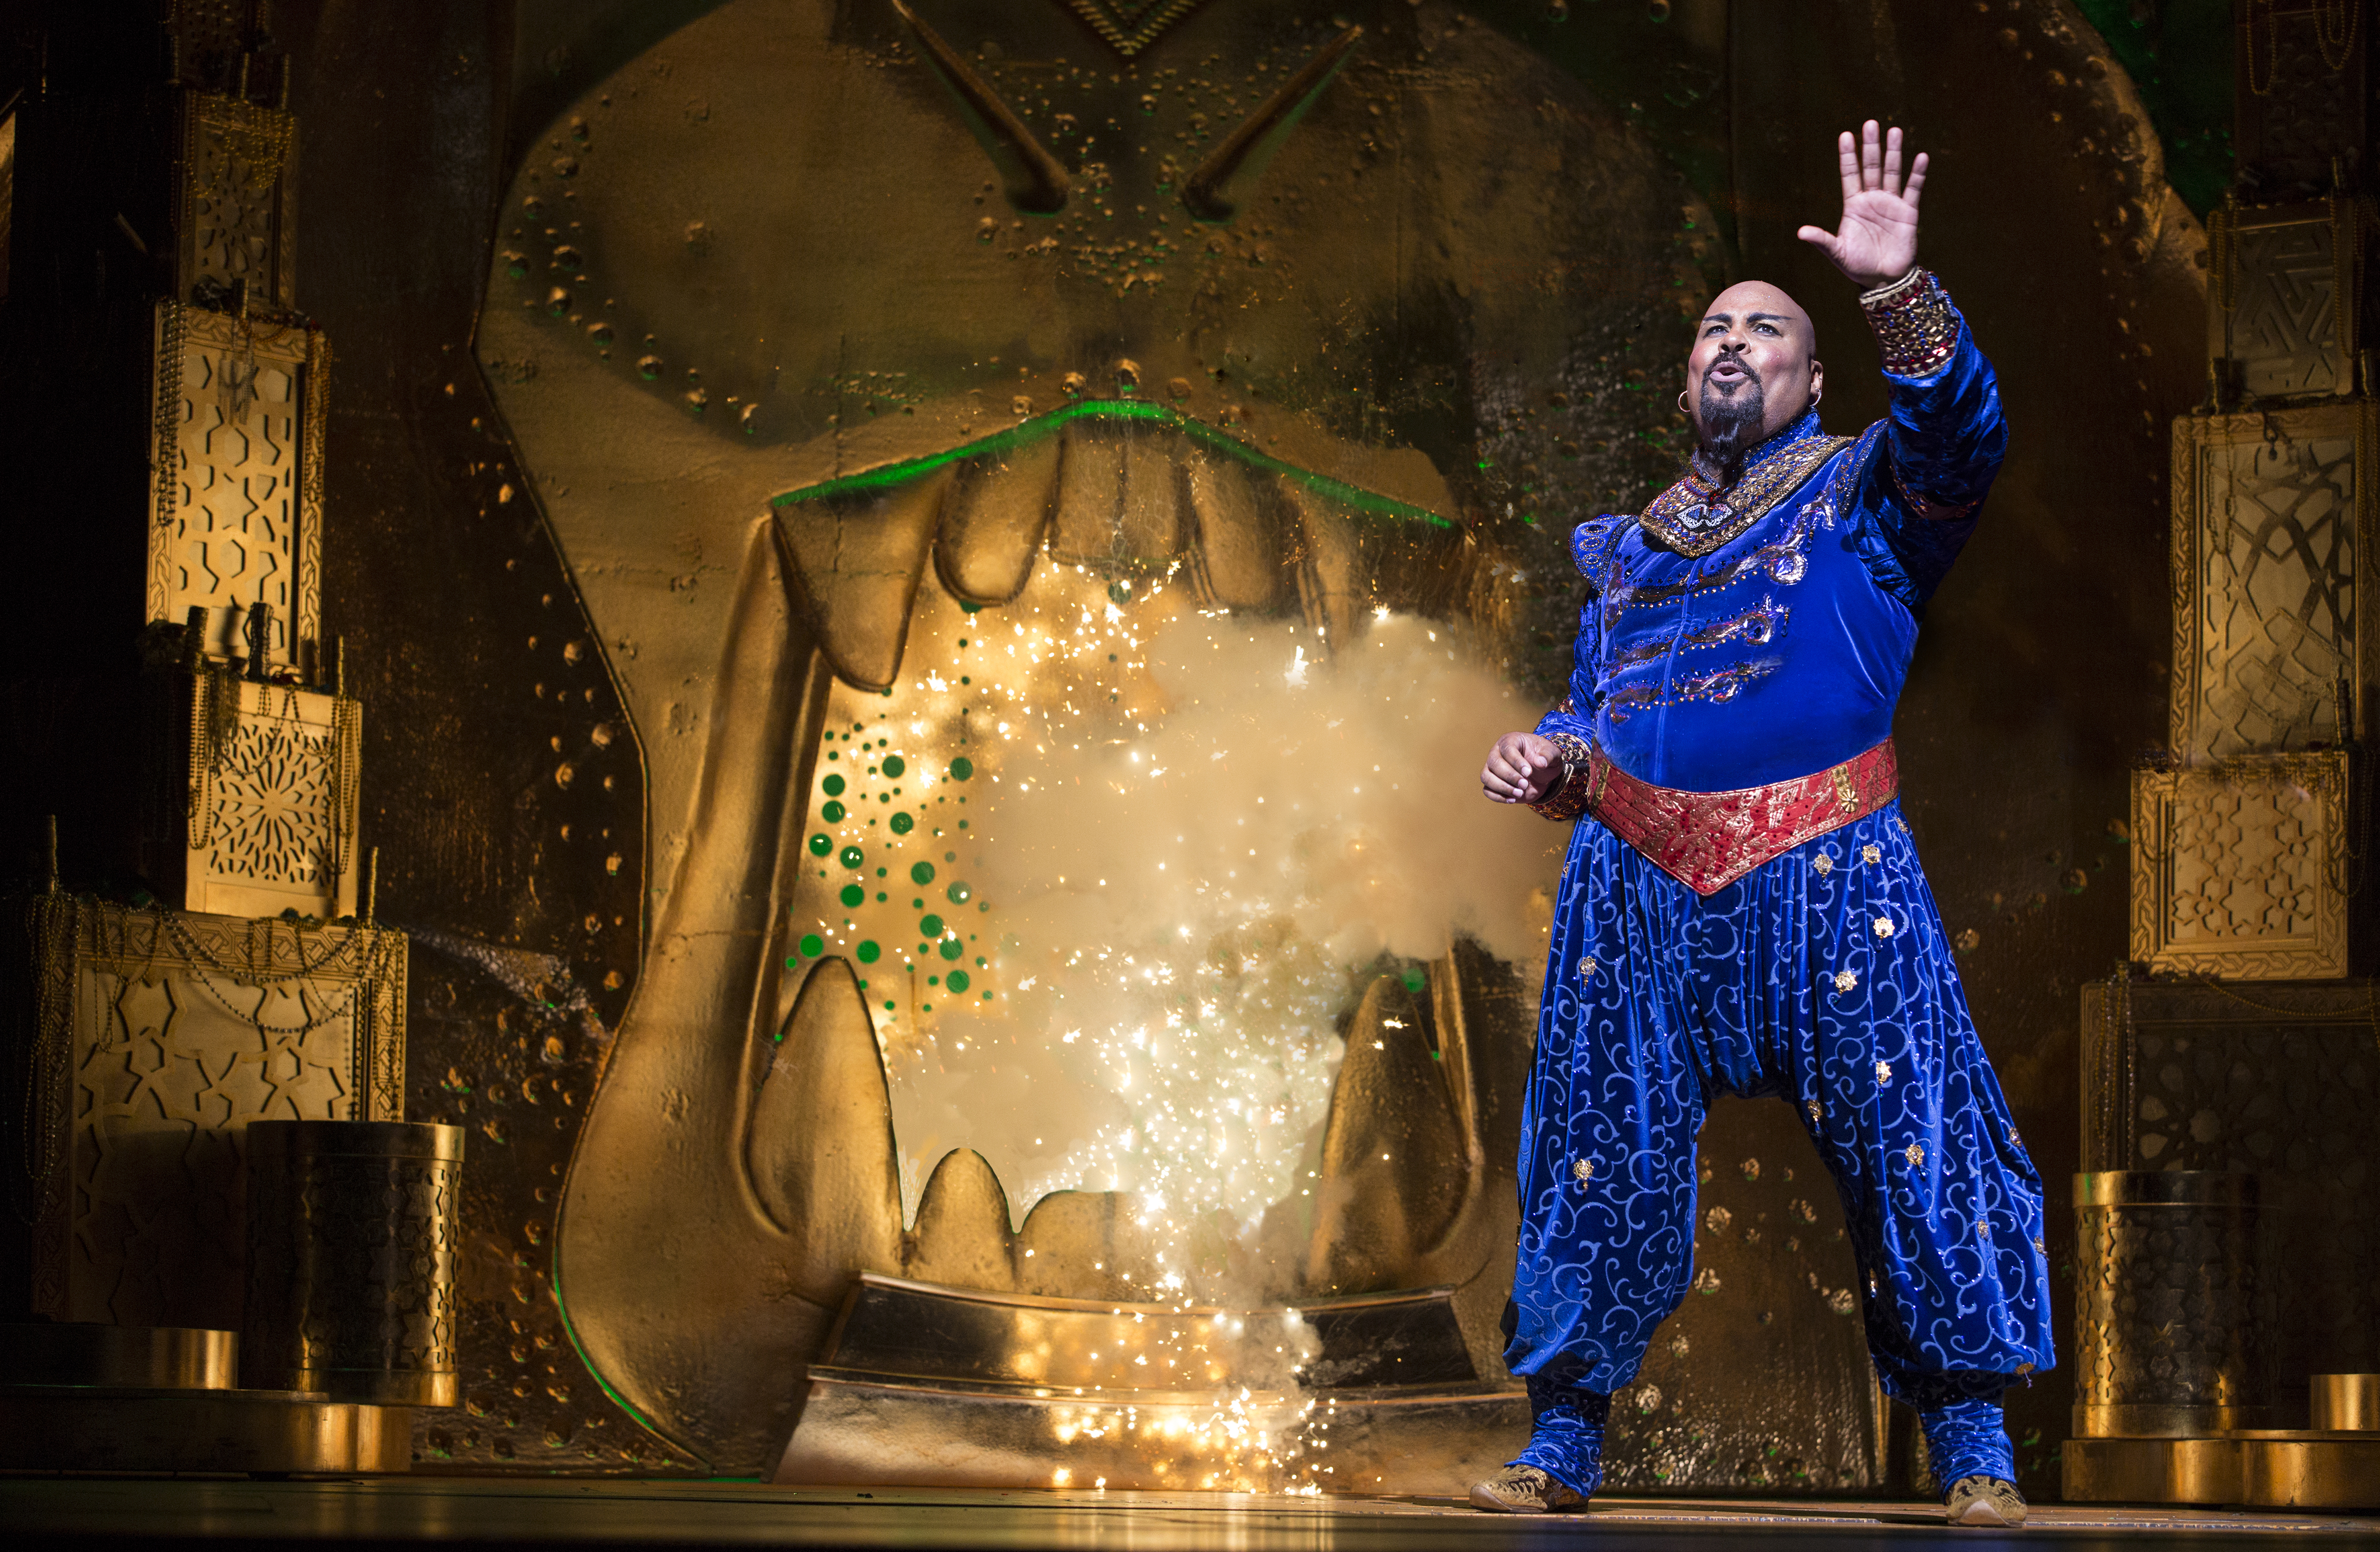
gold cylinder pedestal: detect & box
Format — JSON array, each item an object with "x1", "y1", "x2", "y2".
[
  {"x1": 2073, "y1": 1171, "x2": 2272, "y2": 1437},
  {"x1": 0, "y1": 1322, "x2": 236, "y2": 1390},
  {"x1": 243, "y1": 1121, "x2": 464, "y2": 1407},
  {"x1": 2312, "y1": 1374, "x2": 2380, "y2": 1432}
]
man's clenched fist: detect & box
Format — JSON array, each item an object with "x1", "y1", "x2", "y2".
[{"x1": 1481, "y1": 732, "x2": 1564, "y2": 805}]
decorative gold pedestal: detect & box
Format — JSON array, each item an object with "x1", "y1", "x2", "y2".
[
  {"x1": 773, "y1": 1274, "x2": 1526, "y2": 1494},
  {"x1": 0, "y1": 1319, "x2": 411, "y2": 1474},
  {"x1": 2073, "y1": 1172, "x2": 2275, "y2": 1438},
  {"x1": 2064, "y1": 1370, "x2": 2380, "y2": 1509},
  {"x1": 0, "y1": 1385, "x2": 410, "y2": 1474},
  {"x1": 2313, "y1": 1374, "x2": 2380, "y2": 1431},
  {"x1": 2064, "y1": 1435, "x2": 2380, "y2": 1510},
  {"x1": 0, "y1": 1322, "x2": 236, "y2": 1390},
  {"x1": 243, "y1": 1121, "x2": 463, "y2": 1407}
]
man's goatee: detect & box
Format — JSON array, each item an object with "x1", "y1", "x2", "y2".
[{"x1": 1698, "y1": 373, "x2": 1765, "y2": 486}]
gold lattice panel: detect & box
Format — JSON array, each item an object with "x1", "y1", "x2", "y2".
[
  {"x1": 147, "y1": 303, "x2": 326, "y2": 670},
  {"x1": 2129, "y1": 752, "x2": 2350, "y2": 980},
  {"x1": 170, "y1": 674, "x2": 363, "y2": 920},
  {"x1": 2170, "y1": 404, "x2": 2376, "y2": 760},
  {"x1": 2210, "y1": 200, "x2": 2363, "y2": 401},
  {"x1": 15, "y1": 898, "x2": 406, "y2": 1325},
  {"x1": 173, "y1": 91, "x2": 297, "y2": 311}
]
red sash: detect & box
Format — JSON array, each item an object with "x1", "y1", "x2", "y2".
[{"x1": 1582, "y1": 740, "x2": 1900, "y2": 896}]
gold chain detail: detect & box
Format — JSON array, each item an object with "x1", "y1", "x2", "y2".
[
  {"x1": 327, "y1": 693, "x2": 361, "y2": 885},
  {"x1": 206, "y1": 95, "x2": 295, "y2": 188},
  {"x1": 2317, "y1": 0, "x2": 2360, "y2": 70},
  {"x1": 16, "y1": 897, "x2": 74, "y2": 1228},
  {"x1": 299, "y1": 329, "x2": 330, "y2": 655},
  {"x1": 2208, "y1": 198, "x2": 2238, "y2": 314},
  {"x1": 2246, "y1": 0, "x2": 2278, "y2": 94},
  {"x1": 2248, "y1": 0, "x2": 2361, "y2": 92},
  {"x1": 184, "y1": 667, "x2": 241, "y2": 849},
  {"x1": 159, "y1": 913, "x2": 398, "y2": 1039},
  {"x1": 152, "y1": 303, "x2": 189, "y2": 524}
]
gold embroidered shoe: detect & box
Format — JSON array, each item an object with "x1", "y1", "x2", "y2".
[
  {"x1": 1944, "y1": 1475, "x2": 2027, "y2": 1528},
  {"x1": 1468, "y1": 1464, "x2": 1588, "y2": 1513}
]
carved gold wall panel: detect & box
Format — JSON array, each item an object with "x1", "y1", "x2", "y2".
[
  {"x1": 14, "y1": 898, "x2": 405, "y2": 1328},
  {"x1": 148, "y1": 302, "x2": 326, "y2": 670},
  {"x1": 2208, "y1": 200, "x2": 2365, "y2": 400},
  {"x1": 173, "y1": 92, "x2": 297, "y2": 312},
  {"x1": 2169, "y1": 404, "x2": 2375, "y2": 759},
  {"x1": 165, "y1": 674, "x2": 364, "y2": 921},
  {"x1": 2128, "y1": 751, "x2": 2349, "y2": 979}
]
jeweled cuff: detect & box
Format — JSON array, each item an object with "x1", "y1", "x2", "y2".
[
  {"x1": 1530, "y1": 732, "x2": 1596, "y2": 821},
  {"x1": 1860, "y1": 267, "x2": 1958, "y2": 377}
]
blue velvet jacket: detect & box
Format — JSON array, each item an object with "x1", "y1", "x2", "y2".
[{"x1": 1534, "y1": 269, "x2": 2002, "y2": 794}]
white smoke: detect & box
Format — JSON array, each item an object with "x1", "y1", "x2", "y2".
[{"x1": 828, "y1": 574, "x2": 1561, "y2": 1290}]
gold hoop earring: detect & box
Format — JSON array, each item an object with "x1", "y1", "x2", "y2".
[{"x1": 1677, "y1": 390, "x2": 1690, "y2": 414}]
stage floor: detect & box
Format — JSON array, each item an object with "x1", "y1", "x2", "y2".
[{"x1": 2, "y1": 1478, "x2": 2376, "y2": 1550}]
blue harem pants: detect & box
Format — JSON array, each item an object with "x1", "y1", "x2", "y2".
[{"x1": 1503, "y1": 800, "x2": 2056, "y2": 1494}]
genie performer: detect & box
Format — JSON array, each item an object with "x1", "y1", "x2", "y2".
[{"x1": 1472, "y1": 122, "x2": 2051, "y2": 1529}]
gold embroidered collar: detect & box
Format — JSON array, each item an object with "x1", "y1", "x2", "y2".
[{"x1": 1637, "y1": 430, "x2": 1855, "y2": 559}]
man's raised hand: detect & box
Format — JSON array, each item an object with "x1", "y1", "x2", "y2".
[
  {"x1": 1797, "y1": 120, "x2": 1925, "y2": 290},
  {"x1": 1482, "y1": 732, "x2": 1564, "y2": 806}
]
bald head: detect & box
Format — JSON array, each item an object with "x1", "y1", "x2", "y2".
[
  {"x1": 1686, "y1": 280, "x2": 1825, "y2": 476},
  {"x1": 1702, "y1": 281, "x2": 1817, "y2": 355}
]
